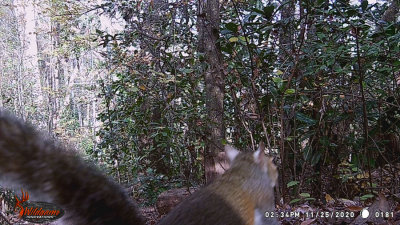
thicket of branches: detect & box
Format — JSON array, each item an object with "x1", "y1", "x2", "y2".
[{"x1": 94, "y1": 0, "x2": 400, "y2": 203}]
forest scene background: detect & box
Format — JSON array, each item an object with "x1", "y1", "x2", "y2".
[{"x1": 1, "y1": 0, "x2": 400, "y2": 224}]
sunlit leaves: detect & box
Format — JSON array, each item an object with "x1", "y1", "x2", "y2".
[{"x1": 229, "y1": 37, "x2": 239, "y2": 42}]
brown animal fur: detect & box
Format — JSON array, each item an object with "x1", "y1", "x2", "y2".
[
  {"x1": 0, "y1": 111, "x2": 145, "y2": 225},
  {"x1": 0, "y1": 111, "x2": 278, "y2": 225},
  {"x1": 158, "y1": 144, "x2": 278, "y2": 225}
]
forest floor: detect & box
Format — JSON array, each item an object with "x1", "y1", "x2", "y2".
[
  {"x1": 143, "y1": 163, "x2": 400, "y2": 225},
  {"x1": 1, "y1": 164, "x2": 399, "y2": 224},
  {"x1": 142, "y1": 195, "x2": 400, "y2": 225}
]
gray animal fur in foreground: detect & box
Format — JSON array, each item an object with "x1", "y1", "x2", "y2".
[{"x1": 0, "y1": 111, "x2": 145, "y2": 225}]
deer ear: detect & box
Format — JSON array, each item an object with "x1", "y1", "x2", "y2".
[{"x1": 225, "y1": 145, "x2": 240, "y2": 162}]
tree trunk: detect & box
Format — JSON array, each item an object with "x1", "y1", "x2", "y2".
[
  {"x1": 382, "y1": 0, "x2": 400, "y2": 23},
  {"x1": 197, "y1": 0, "x2": 225, "y2": 184},
  {"x1": 278, "y1": 0, "x2": 295, "y2": 202}
]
